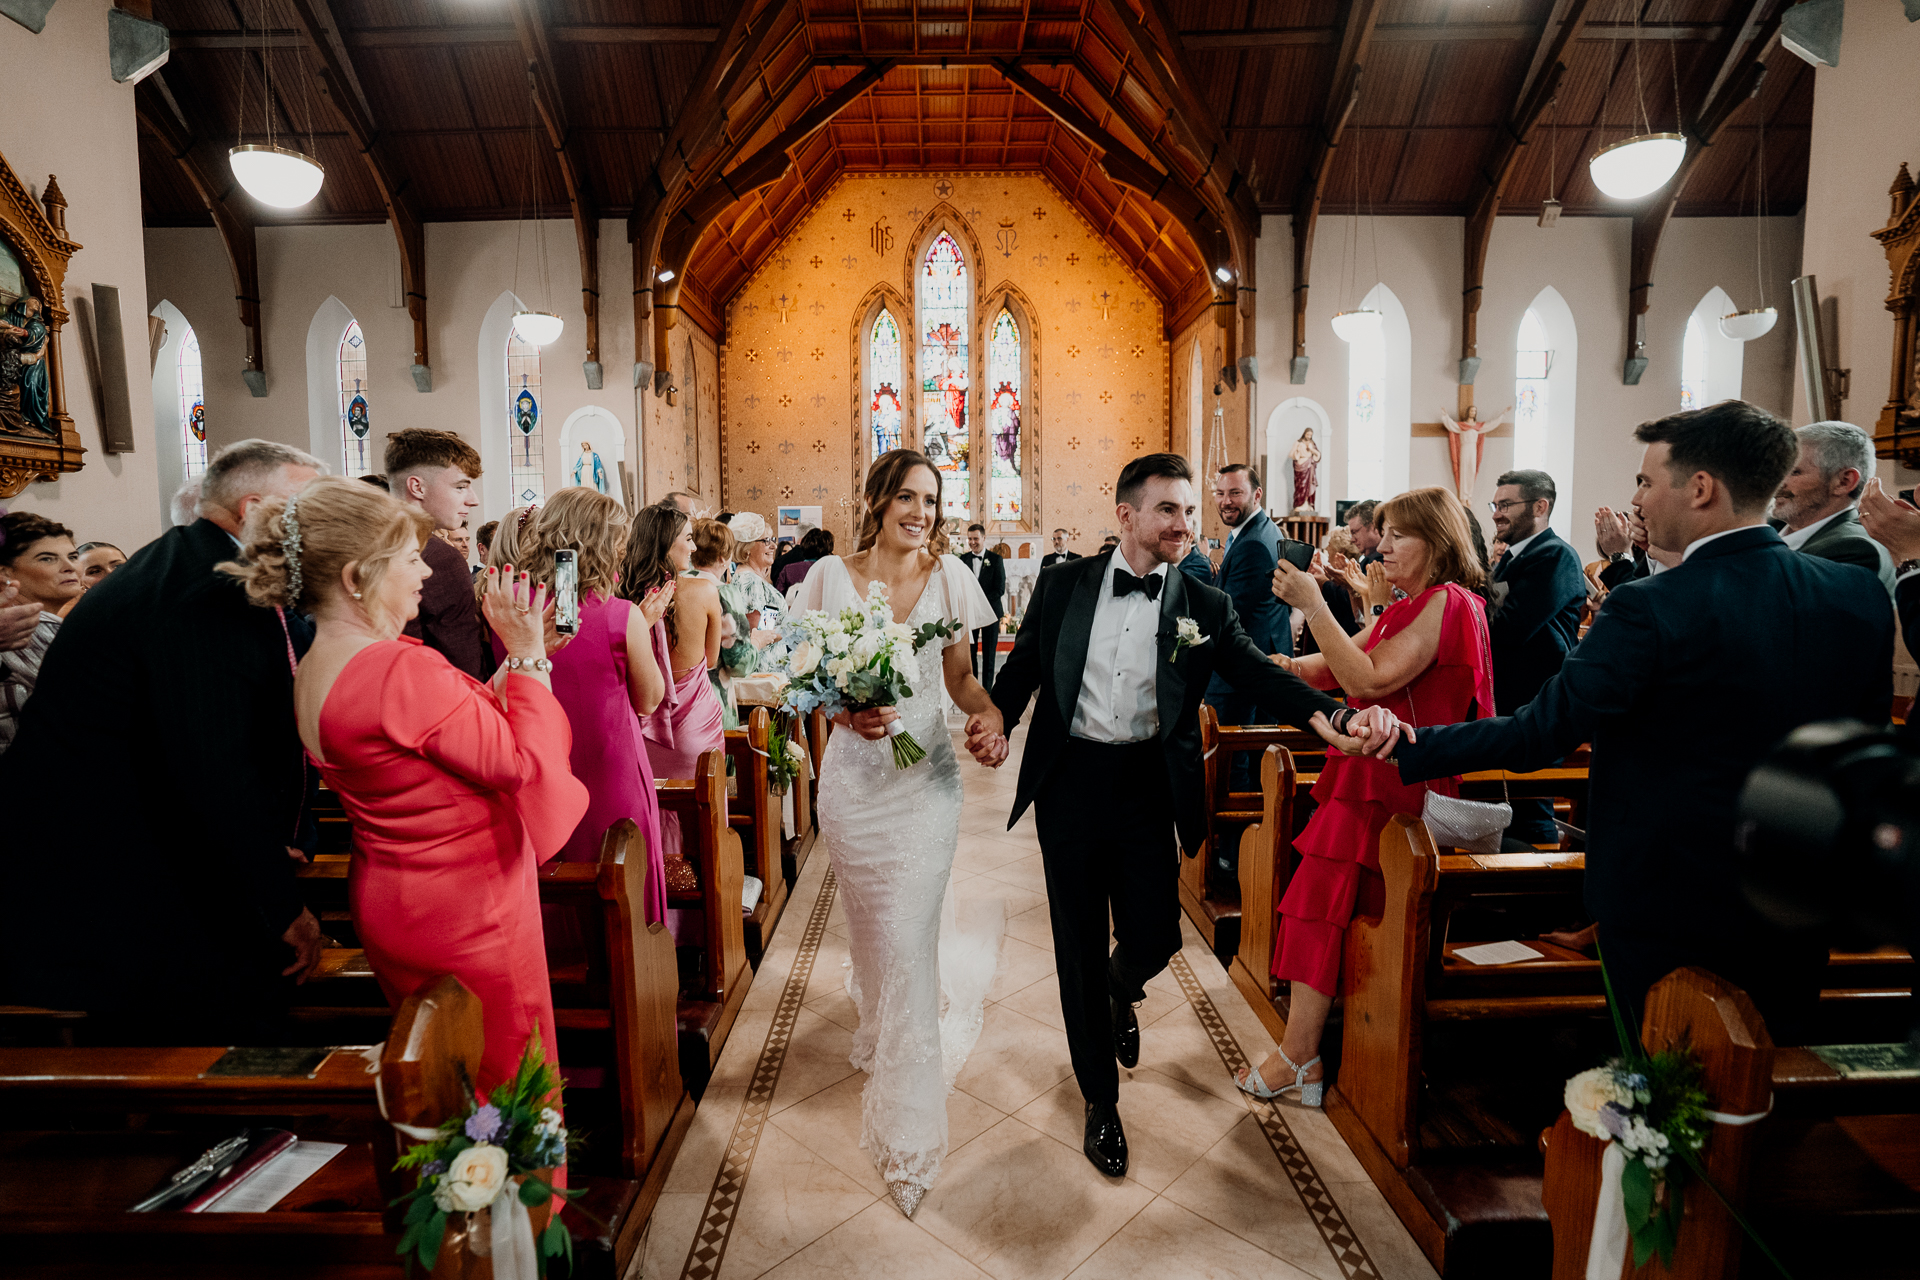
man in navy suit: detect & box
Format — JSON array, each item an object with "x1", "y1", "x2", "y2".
[
  {"x1": 1177, "y1": 535, "x2": 1215, "y2": 587},
  {"x1": 1206, "y1": 465, "x2": 1289, "y2": 791},
  {"x1": 1486, "y1": 469, "x2": 1589, "y2": 844},
  {"x1": 1382, "y1": 402, "x2": 1892, "y2": 1044}
]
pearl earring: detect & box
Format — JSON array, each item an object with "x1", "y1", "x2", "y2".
[{"x1": 352, "y1": 590, "x2": 362, "y2": 599}]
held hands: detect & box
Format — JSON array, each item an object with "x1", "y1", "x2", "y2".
[
  {"x1": 964, "y1": 707, "x2": 1010, "y2": 768},
  {"x1": 637, "y1": 580, "x2": 677, "y2": 628},
  {"x1": 1860, "y1": 477, "x2": 1920, "y2": 562},
  {"x1": 1309, "y1": 705, "x2": 1414, "y2": 758}
]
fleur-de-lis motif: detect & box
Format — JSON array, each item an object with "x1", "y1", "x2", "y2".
[
  {"x1": 1066, "y1": 481, "x2": 1083, "y2": 496},
  {"x1": 1030, "y1": 252, "x2": 1048, "y2": 267},
  {"x1": 775, "y1": 253, "x2": 792, "y2": 270},
  {"x1": 905, "y1": 206, "x2": 924, "y2": 222},
  {"x1": 1064, "y1": 389, "x2": 1083, "y2": 406},
  {"x1": 1130, "y1": 389, "x2": 1147, "y2": 404},
  {"x1": 841, "y1": 253, "x2": 859, "y2": 270},
  {"x1": 1064, "y1": 297, "x2": 1081, "y2": 314},
  {"x1": 741, "y1": 301, "x2": 760, "y2": 318},
  {"x1": 778, "y1": 440, "x2": 795, "y2": 454},
  {"x1": 809, "y1": 298, "x2": 827, "y2": 316},
  {"x1": 811, "y1": 392, "x2": 827, "y2": 409},
  {"x1": 1097, "y1": 435, "x2": 1115, "y2": 450},
  {"x1": 746, "y1": 484, "x2": 764, "y2": 501},
  {"x1": 1095, "y1": 342, "x2": 1116, "y2": 359},
  {"x1": 812, "y1": 483, "x2": 830, "y2": 500},
  {"x1": 777, "y1": 348, "x2": 793, "y2": 363},
  {"x1": 744, "y1": 392, "x2": 761, "y2": 409}
]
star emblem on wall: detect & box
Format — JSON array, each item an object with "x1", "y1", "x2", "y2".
[
  {"x1": 778, "y1": 393, "x2": 793, "y2": 407},
  {"x1": 934, "y1": 179, "x2": 953, "y2": 199}
]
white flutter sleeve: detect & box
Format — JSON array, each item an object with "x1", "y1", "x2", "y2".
[
  {"x1": 792, "y1": 556, "x2": 843, "y2": 616},
  {"x1": 939, "y1": 554, "x2": 1001, "y2": 647}
]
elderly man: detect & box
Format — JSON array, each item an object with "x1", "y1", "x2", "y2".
[
  {"x1": 1771, "y1": 420, "x2": 1895, "y2": 592},
  {"x1": 0, "y1": 439, "x2": 329, "y2": 1043}
]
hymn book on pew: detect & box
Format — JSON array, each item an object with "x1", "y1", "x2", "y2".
[{"x1": 127, "y1": 1128, "x2": 346, "y2": 1213}]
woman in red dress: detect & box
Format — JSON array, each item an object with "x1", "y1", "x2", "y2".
[
  {"x1": 1238, "y1": 487, "x2": 1495, "y2": 1106},
  {"x1": 228, "y1": 476, "x2": 587, "y2": 1094}
]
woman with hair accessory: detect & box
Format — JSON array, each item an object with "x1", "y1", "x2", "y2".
[
  {"x1": 224, "y1": 476, "x2": 587, "y2": 1099},
  {"x1": 1240, "y1": 486, "x2": 1496, "y2": 1108},
  {"x1": 726, "y1": 511, "x2": 785, "y2": 633},
  {"x1": 486, "y1": 490, "x2": 677, "y2": 925}
]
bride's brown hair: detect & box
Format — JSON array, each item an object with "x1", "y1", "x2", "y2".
[{"x1": 856, "y1": 449, "x2": 951, "y2": 558}]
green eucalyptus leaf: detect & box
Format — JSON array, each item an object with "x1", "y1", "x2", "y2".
[{"x1": 1621, "y1": 1156, "x2": 1654, "y2": 1231}]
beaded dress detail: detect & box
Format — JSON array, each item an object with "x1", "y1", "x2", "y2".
[{"x1": 801, "y1": 555, "x2": 1006, "y2": 1217}]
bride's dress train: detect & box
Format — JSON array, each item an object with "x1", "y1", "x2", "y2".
[{"x1": 805, "y1": 554, "x2": 1005, "y2": 1216}]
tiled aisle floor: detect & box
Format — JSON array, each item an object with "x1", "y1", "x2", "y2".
[{"x1": 632, "y1": 726, "x2": 1441, "y2": 1280}]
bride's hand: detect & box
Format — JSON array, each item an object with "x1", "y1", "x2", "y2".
[{"x1": 844, "y1": 706, "x2": 898, "y2": 741}]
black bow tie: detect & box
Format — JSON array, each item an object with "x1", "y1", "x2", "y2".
[{"x1": 1113, "y1": 569, "x2": 1163, "y2": 601}]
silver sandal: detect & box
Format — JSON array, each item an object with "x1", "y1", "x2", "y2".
[{"x1": 1236, "y1": 1048, "x2": 1325, "y2": 1108}]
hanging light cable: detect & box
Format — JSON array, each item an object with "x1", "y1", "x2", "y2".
[
  {"x1": 1332, "y1": 134, "x2": 1382, "y2": 343},
  {"x1": 1587, "y1": 0, "x2": 1684, "y2": 200},
  {"x1": 512, "y1": 71, "x2": 564, "y2": 347},
  {"x1": 229, "y1": 0, "x2": 325, "y2": 209},
  {"x1": 1721, "y1": 110, "x2": 1777, "y2": 340}
]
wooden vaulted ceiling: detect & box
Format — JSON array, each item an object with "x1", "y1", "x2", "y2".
[{"x1": 138, "y1": 0, "x2": 1812, "y2": 345}]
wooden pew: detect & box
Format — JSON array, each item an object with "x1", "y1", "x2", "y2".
[
  {"x1": 1541, "y1": 968, "x2": 1920, "y2": 1280},
  {"x1": 661, "y1": 749, "x2": 752, "y2": 1091},
  {"x1": 725, "y1": 705, "x2": 792, "y2": 964},
  {"x1": 0, "y1": 975, "x2": 641, "y2": 1278},
  {"x1": 1229, "y1": 744, "x2": 1300, "y2": 1045},
  {"x1": 782, "y1": 709, "x2": 817, "y2": 884}
]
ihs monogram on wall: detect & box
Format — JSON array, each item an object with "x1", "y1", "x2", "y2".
[
  {"x1": 870, "y1": 217, "x2": 894, "y2": 257},
  {"x1": 996, "y1": 216, "x2": 1017, "y2": 258}
]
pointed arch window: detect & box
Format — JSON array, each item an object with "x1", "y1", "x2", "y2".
[
  {"x1": 1514, "y1": 309, "x2": 1552, "y2": 468},
  {"x1": 339, "y1": 320, "x2": 371, "y2": 477},
  {"x1": 178, "y1": 322, "x2": 208, "y2": 479},
  {"x1": 507, "y1": 331, "x2": 545, "y2": 506},
  {"x1": 1681, "y1": 313, "x2": 1708, "y2": 411},
  {"x1": 918, "y1": 231, "x2": 970, "y2": 522},
  {"x1": 986, "y1": 308, "x2": 1023, "y2": 522},
  {"x1": 868, "y1": 310, "x2": 903, "y2": 459},
  {"x1": 1345, "y1": 316, "x2": 1386, "y2": 502}
]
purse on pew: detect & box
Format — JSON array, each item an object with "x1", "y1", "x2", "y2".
[{"x1": 1404, "y1": 609, "x2": 1510, "y2": 855}]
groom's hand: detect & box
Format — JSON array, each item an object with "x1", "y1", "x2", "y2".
[{"x1": 965, "y1": 709, "x2": 1009, "y2": 767}]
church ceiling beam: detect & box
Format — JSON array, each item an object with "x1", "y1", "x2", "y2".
[
  {"x1": 1458, "y1": 0, "x2": 1600, "y2": 386},
  {"x1": 171, "y1": 25, "x2": 722, "y2": 49},
  {"x1": 1622, "y1": 0, "x2": 1783, "y2": 384},
  {"x1": 1287, "y1": 0, "x2": 1387, "y2": 384},
  {"x1": 133, "y1": 77, "x2": 269, "y2": 395},
  {"x1": 508, "y1": 0, "x2": 605, "y2": 387},
  {"x1": 283, "y1": 0, "x2": 433, "y2": 390}
]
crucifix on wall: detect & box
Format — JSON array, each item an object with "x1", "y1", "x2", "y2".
[
  {"x1": 771, "y1": 289, "x2": 798, "y2": 323},
  {"x1": 1095, "y1": 289, "x2": 1115, "y2": 320}
]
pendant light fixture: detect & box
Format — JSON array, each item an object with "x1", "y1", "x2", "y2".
[
  {"x1": 1720, "y1": 110, "x2": 1777, "y2": 341},
  {"x1": 1331, "y1": 134, "x2": 1382, "y2": 343},
  {"x1": 229, "y1": 0, "x2": 324, "y2": 208},
  {"x1": 511, "y1": 71, "x2": 564, "y2": 349},
  {"x1": 1587, "y1": 5, "x2": 1685, "y2": 200}
]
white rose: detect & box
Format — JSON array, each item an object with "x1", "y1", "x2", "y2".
[
  {"x1": 826, "y1": 630, "x2": 850, "y2": 655},
  {"x1": 850, "y1": 632, "x2": 884, "y2": 666},
  {"x1": 1564, "y1": 1067, "x2": 1633, "y2": 1139},
  {"x1": 788, "y1": 640, "x2": 821, "y2": 677},
  {"x1": 437, "y1": 1142, "x2": 509, "y2": 1213},
  {"x1": 884, "y1": 622, "x2": 916, "y2": 645}
]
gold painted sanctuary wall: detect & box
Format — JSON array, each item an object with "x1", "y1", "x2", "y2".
[
  {"x1": 719, "y1": 173, "x2": 1169, "y2": 548},
  {"x1": 646, "y1": 320, "x2": 722, "y2": 507}
]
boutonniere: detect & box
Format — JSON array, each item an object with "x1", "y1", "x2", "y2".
[{"x1": 1163, "y1": 616, "x2": 1210, "y2": 664}]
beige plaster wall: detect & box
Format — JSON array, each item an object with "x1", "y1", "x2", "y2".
[
  {"x1": 717, "y1": 172, "x2": 1168, "y2": 550},
  {"x1": 1169, "y1": 306, "x2": 1250, "y2": 547},
  {"x1": 2, "y1": 1, "x2": 162, "y2": 547}
]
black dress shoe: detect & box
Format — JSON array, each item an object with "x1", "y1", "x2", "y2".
[
  {"x1": 1111, "y1": 996, "x2": 1140, "y2": 1069},
  {"x1": 1083, "y1": 1102, "x2": 1128, "y2": 1177}
]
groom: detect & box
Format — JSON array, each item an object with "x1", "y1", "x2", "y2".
[{"x1": 966, "y1": 453, "x2": 1404, "y2": 1177}]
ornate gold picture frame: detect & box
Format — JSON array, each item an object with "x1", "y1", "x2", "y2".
[{"x1": 0, "y1": 149, "x2": 83, "y2": 499}]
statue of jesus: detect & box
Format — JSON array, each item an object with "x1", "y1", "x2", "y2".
[
  {"x1": 1439, "y1": 403, "x2": 1511, "y2": 504},
  {"x1": 1289, "y1": 427, "x2": 1321, "y2": 515}
]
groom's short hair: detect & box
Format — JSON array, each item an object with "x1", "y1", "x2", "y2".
[{"x1": 1116, "y1": 453, "x2": 1192, "y2": 508}]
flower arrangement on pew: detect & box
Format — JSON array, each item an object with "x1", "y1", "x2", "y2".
[
  {"x1": 777, "y1": 579, "x2": 957, "y2": 768},
  {"x1": 392, "y1": 1029, "x2": 584, "y2": 1276},
  {"x1": 1563, "y1": 954, "x2": 1785, "y2": 1275},
  {"x1": 766, "y1": 711, "x2": 808, "y2": 795}
]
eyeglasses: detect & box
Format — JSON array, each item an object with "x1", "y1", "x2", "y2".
[{"x1": 1487, "y1": 499, "x2": 1531, "y2": 514}]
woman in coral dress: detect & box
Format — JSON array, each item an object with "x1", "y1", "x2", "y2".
[
  {"x1": 1240, "y1": 487, "x2": 1496, "y2": 1107},
  {"x1": 231, "y1": 476, "x2": 587, "y2": 1094},
  {"x1": 486, "y1": 492, "x2": 677, "y2": 923}
]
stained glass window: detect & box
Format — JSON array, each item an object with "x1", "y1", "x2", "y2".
[
  {"x1": 178, "y1": 322, "x2": 207, "y2": 479},
  {"x1": 339, "y1": 320, "x2": 371, "y2": 477},
  {"x1": 1514, "y1": 308, "x2": 1551, "y2": 471},
  {"x1": 918, "y1": 232, "x2": 970, "y2": 521},
  {"x1": 987, "y1": 308, "x2": 1022, "y2": 521},
  {"x1": 869, "y1": 310, "x2": 903, "y2": 458},
  {"x1": 507, "y1": 331, "x2": 545, "y2": 506},
  {"x1": 1346, "y1": 316, "x2": 1386, "y2": 502},
  {"x1": 1680, "y1": 313, "x2": 1708, "y2": 411}
]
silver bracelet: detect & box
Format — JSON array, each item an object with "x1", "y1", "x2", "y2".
[{"x1": 504, "y1": 656, "x2": 553, "y2": 673}]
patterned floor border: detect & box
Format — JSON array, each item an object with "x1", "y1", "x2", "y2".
[
  {"x1": 1168, "y1": 952, "x2": 1384, "y2": 1280},
  {"x1": 678, "y1": 866, "x2": 840, "y2": 1280}
]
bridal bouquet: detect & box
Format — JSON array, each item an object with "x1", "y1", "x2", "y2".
[
  {"x1": 391, "y1": 1029, "x2": 585, "y2": 1276},
  {"x1": 778, "y1": 580, "x2": 957, "y2": 768}
]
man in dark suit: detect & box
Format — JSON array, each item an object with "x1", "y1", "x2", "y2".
[
  {"x1": 0, "y1": 439, "x2": 328, "y2": 1042},
  {"x1": 1771, "y1": 421, "x2": 1895, "y2": 593},
  {"x1": 1041, "y1": 527, "x2": 1082, "y2": 569},
  {"x1": 387, "y1": 429, "x2": 490, "y2": 679},
  {"x1": 1385, "y1": 403, "x2": 1893, "y2": 1044},
  {"x1": 1177, "y1": 535, "x2": 1214, "y2": 587},
  {"x1": 958, "y1": 523, "x2": 1006, "y2": 690},
  {"x1": 1205, "y1": 464, "x2": 1289, "y2": 792},
  {"x1": 1485, "y1": 469, "x2": 1589, "y2": 844},
  {"x1": 967, "y1": 453, "x2": 1405, "y2": 1176},
  {"x1": 1858, "y1": 477, "x2": 1920, "y2": 743}
]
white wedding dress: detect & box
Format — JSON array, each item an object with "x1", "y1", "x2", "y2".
[{"x1": 798, "y1": 554, "x2": 1006, "y2": 1217}]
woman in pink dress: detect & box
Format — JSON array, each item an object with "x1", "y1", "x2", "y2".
[
  {"x1": 1239, "y1": 487, "x2": 1496, "y2": 1106},
  {"x1": 619, "y1": 504, "x2": 725, "y2": 868},
  {"x1": 487, "y1": 490, "x2": 677, "y2": 923},
  {"x1": 228, "y1": 476, "x2": 587, "y2": 1095}
]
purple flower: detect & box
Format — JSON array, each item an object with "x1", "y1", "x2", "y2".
[
  {"x1": 422, "y1": 1160, "x2": 447, "y2": 1176},
  {"x1": 1597, "y1": 1101, "x2": 1630, "y2": 1141},
  {"x1": 465, "y1": 1103, "x2": 504, "y2": 1142}
]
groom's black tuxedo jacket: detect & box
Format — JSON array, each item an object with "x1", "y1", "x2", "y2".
[{"x1": 991, "y1": 550, "x2": 1344, "y2": 855}]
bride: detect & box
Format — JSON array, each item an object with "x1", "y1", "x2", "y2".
[{"x1": 794, "y1": 449, "x2": 1007, "y2": 1218}]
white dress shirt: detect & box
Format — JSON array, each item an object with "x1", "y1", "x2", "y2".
[
  {"x1": 1070, "y1": 554, "x2": 1167, "y2": 744},
  {"x1": 1778, "y1": 507, "x2": 1847, "y2": 551}
]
